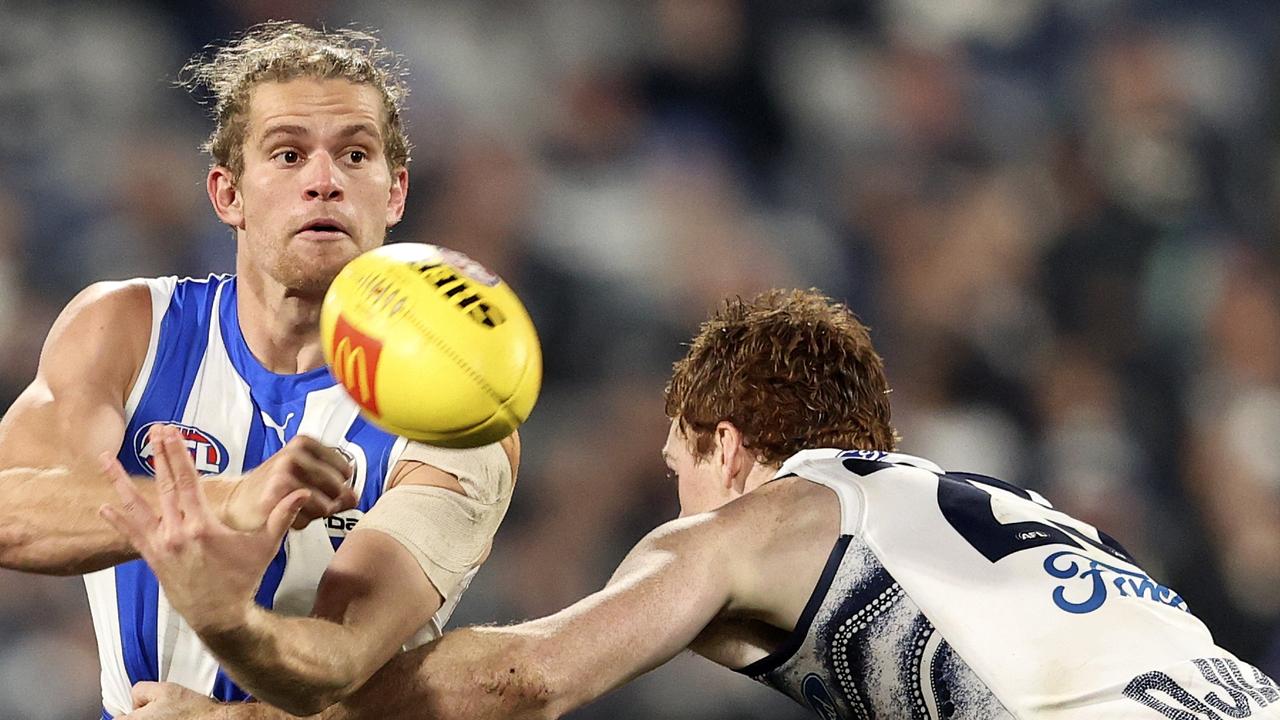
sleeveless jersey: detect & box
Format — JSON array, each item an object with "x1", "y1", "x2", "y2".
[
  {"x1": 739, "y1": 449, "x2": 1280, "y2": 719},
  {"x1": 85, "y1": 275, "x2": 470, "y2": 718}
]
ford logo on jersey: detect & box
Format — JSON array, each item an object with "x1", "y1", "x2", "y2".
[
  {"x1": 1043, "y1": 550, "x2": 1189, "y2": 615},
  {"x1": 134, "y1": 422, "x2": 230, "y2": 476}
]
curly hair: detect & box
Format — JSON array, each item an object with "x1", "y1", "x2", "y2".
[
  {"x1": 664, "y1": 289, "x2": 898, "y2": 465},
  {"x1": 181, "y1": 21, "x2": 411, "y2": 179}
]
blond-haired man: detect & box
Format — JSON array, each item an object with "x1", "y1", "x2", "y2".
[{"x1": 0, "y1": 22, "x2": 516, "y2": 718}]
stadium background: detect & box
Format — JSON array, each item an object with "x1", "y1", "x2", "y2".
[{"x1": 2, "y1": 0, "x2": 1280, "y2": 717}]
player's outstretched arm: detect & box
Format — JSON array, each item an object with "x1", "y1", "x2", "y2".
[
  {"x1": 324, "y1": 511, "x2": 740, "y2": 720},
  {"x1": 117, "y1": 489, "x2": 739, "y2": 720}
]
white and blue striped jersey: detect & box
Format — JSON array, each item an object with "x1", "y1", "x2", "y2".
[
  {"x1": 742, "y1": 449, "x2": 1280, "y2": 719},
  {"x1": 85, "y1": 275, "x2": 454, "y2": 719}
]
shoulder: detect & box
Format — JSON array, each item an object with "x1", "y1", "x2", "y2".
[
  {"x1": 55, "y1": 279, "x2": 155, "y2": 330},
  {"x1": 698, "y1": 479, "x2": 844, "y2": 620},
  {"x1": 41, "y1": 280, "x2": 157, "y2": 386},
  {"x1": 631, "y1": 480, "x2": 837, "y2": 577},
  {"x1": 717, "y1": 478, "x2": 843, "y2": 548}
]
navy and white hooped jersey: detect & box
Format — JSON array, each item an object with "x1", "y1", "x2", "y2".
[
  {"x1": 741, "y1": 449, "x2": 1280, "y2": 719},
  {"x1": 86, "y1": 275, "x2": 469, "y2": 719}
]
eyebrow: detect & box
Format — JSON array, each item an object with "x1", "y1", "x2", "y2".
[{"x1": 259, "y1": 123, "x2": 382, "y2": 145}]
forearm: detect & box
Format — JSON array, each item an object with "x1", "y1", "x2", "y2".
[
  {"x1": 201, "y1": 606, "x2": 384, "y2": 717},
  {"x1": 0, "y1": 466, "x2": 235, "y2": 574},
  {"x1": 325, "y1": 627, "x2": 558, "y2": 720}
]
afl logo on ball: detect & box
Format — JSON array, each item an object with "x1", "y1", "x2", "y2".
[
  {"x1": 330, "y1": 315, "x2": 383, "y2": 416},
  {"x1": 134, "y1": 422, "x2": 230, "y2": 476},
  {"x1": 439, "y1": 247, "x2": 500, "y2": 287}
]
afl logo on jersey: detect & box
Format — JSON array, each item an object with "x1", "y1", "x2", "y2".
[
  {"x1": 802, "y1": 674, "x2": 839, "y2": 720},
  {"x1": 134, "y1": 422, "x2": 230, "y2": 476}
]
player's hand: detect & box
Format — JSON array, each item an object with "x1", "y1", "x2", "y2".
[
  {"x1": 99, "y1": 425, "x2": 309, "y2": 635},
  {"x1": 119, "y1": 681, "x2": 220, "y2": 719},
  {"x1": 225, "y1": 434, "x2": 357, "y2": 531}
]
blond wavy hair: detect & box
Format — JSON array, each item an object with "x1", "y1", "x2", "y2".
[{"x1": 182, "y1": 21, "x2": 411, "y2": 179}]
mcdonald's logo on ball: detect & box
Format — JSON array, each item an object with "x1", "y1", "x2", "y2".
[{"x1": 330, "y1": 315, "x2": 383, "y2": 415}]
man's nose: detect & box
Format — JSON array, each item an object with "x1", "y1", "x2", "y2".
[{"x1": 303, "y1": 153, "x2": 343, "y2": 201}]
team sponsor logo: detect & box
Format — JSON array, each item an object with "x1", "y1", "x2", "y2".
[
  {"x1": 331, "y1": 315, "x2": 383, "y2": 415},
  {"x1": 325, "y1": 509, "x2": 365, "y2": 539},
  {"x1": 1043, "y1": 550, "x2": 1188, "y2": 615},
  {"x1": 801, "y1": 674, "x2": 839, "y2": 720},
  {"x1": 134, "y1": 422, "x2": 230, "y2": 476}
]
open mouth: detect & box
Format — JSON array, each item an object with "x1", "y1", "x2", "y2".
[{"x1": 297, "y1": 219, "x2": 350, "y2": 236}]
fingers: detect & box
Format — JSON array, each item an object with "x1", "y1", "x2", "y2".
[
  {"x1": 293, "y1": 494, "x2": 329, "y2": 530},
  {"x1": 274, "y1": 436, "x2": 357, "y2": 512},
  {"x1": 157, "y1": 427, "x2": 209, "y2": 517},
  {"x1": 148, "y1": 427, "x2": 181, "y2": 523},
  {"x1": 100, "y1": 499, "x2": 156, "y2": 553},
  {"x1": 99, "y1": 452, "x2": 131, "y2": 485},
  {"x1": 266, "y1": 488, "x2": 312, "y2": 539},
  {"x1": 290, "y1": 456, "x2": 350, "y2": 509},
  {"x1": 131, "y1": 681, "x2": 163, "y2": 708},
  {"x1": 291, "y1": 438, "x2": 355, "y2": 499},
  {"x1": 99, "y1": 455, "x2": 160, "y2": 547}
]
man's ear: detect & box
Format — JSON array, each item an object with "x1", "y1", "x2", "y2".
[
  {"x1": 714, "y1": 421, "x2": 750, "y2": 494},
  {"x1": 386, "y1": 166, "x2": 409, "y2": 226},
  {"x1": 207, "y1": 165, "x2": 244, "y2": 229}
]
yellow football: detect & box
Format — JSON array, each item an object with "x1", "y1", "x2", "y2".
[{"x1": 320, "y1": 243, "x2": 542, "y2": 448}]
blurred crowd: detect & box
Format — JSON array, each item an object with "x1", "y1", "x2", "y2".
[{"x1": 3, "y1": 0, "x2": 1280, "y2": 718}]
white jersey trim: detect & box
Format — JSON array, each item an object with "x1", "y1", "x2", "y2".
[
  {"x1": 84, "y1": 568, "x2": 131, "y2": 718},
  {"x1": 122, "y1": 276, "x2": 177, "y2": 418},
  {"x1": 91, "y1": 275, "x2": 177, "y2": 716}
]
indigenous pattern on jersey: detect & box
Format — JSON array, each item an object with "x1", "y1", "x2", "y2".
[
  {"x1": 84, "y1": 275, "x2": 459, "y2": 719},
  {"x1": 740, "y1": 449, "x2": 1280, "y2": 719}
]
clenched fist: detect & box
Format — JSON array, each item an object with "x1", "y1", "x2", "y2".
[{"x1": 223, "y1": 435, "x2": 357, "y2": 531}]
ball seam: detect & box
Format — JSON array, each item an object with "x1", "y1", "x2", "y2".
[{"x1": 399, "y1": 305, "x2": 507, "y2": 406}]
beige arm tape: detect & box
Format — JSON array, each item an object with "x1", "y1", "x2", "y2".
[{"x1": 358, "y1": 440, "x2": 513, "y2": 602}]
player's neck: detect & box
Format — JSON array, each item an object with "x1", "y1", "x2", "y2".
[
  {"x1": 235, "y1": 270, "x2": 327, "y2": 375},
  {"x1": 742, "y1": 462, "x2": 782, "y2": 494}
]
